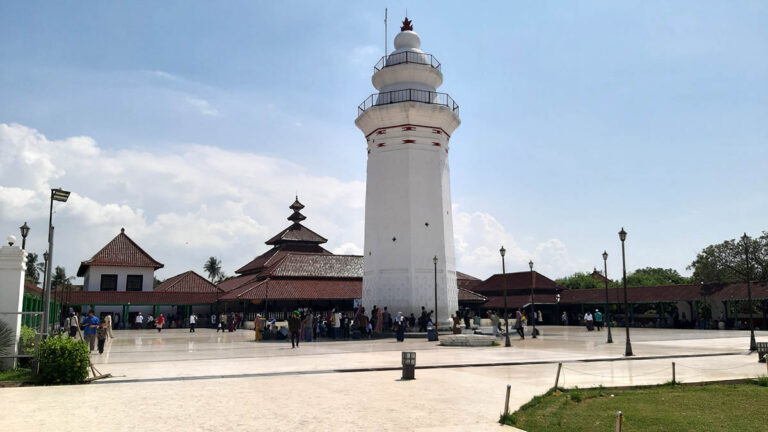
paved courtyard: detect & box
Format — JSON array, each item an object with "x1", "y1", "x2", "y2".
[{"x1": 2, "y1": 327, "x2": 767, "y2": 431}]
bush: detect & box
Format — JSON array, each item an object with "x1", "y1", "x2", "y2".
[
  {"x1": 570, "y1": 387, "x2": 584, "y2": 403},
  {"x1": 17, "y1": 325, "x2": 36, "y2": 367},
  {"x1": 0, "y1": 320, "x2": 13, "y2": 363},
  {"x1": 37, "y1": 335, "x2": 90, "y2": 384},
  {"x1": 757, "y1": 376, "x2": 768, "y2": 387}
]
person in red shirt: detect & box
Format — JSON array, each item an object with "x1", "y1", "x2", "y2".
[{"x1": 156, "y1": 314, "x2": 165, "y2": 332}]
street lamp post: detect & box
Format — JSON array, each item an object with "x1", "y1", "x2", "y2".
[
  {"x1": 433, "y1": 256, "x2": 439, "y2": 341},
  {"x1": 19, "y1": 222, "x2": 30, "y2": 250},
  {"x1": 619, "y1": 228, "x2": 633, "y2": 356},
  {"x1": 742, "y1": 233, "x2": 757, "y2": 351},
  {"x1": 603, "y1": 251, "x2": 613, "y2": 344},
  {"x1": 529, "y1": 260, "x2": 537, "y2": 339},
  {"x1": 500, "y1": 246, "x2": 510, "y2": 347},
  {"x1": 41, "y1": 188, "x2": 70, "y2": 339}
]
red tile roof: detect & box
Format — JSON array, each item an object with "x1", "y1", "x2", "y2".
[
  {"x1": 261, "y1": 254, "x2": 363, "y2": 278},
  {"x1": 68, "y1": 291, "x2": 217, "y2": 305},
  {"x1": 266, "y1": 223, "x2": 327, "y2": 245},
  {"x1": 472, "y1": 271, "x2": 561, "y2": 294},
  {"x1": 24, "y1": 281, "x2": 42, "y2": 296},
  {"x1": 154, "y1": 271, "x2": 222, "y2": 293},
  {"x1": 217, "y1": 274, "x2": 261, "y2": 293},
  {"x1": 77, "y1": 229, "x2": 163, "y2": 276},
  {"x1": 220, "y1": 278, "x2": 362, "y2": 301},
  {"x1": 480, "y1": 295, "x2": 538, "y2": 309},
  {"x1": 458, "y1": 287, "x2": 487, "y2": 303}
]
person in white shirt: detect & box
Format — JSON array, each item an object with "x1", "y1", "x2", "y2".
[
  {"x1": 104, "y1": 314, "x2": 114, "y2": 338},
  {"x1": 333, "y1": 311, "x2": 342, "y2": 340},
  {"x1": 135, "y1": 312, "x2": 144, "y2": 330},
  {"x1": 189, "y1": 313, "x2": 197, "y2": 333},
  {"x1": 67, "y1": 313, "x2": 79, "y2": 338}
]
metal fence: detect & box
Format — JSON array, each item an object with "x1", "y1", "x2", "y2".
[
  {"x1": 358, "y1": 89, "x2": 459, "y2": 116},
  {"x1": 374, "y1": 51, "x2": 441, "y2": 72}
]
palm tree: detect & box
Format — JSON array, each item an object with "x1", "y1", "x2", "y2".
[
  {"x1": 204, "y1": 257, "x2": 222, "y2": 282},
  {"x1": 51, "y1": 266, "x2": 74, "y2": 291},
  {"x1": 25, "y1": 252, "x2": 40, "y2": 285}
]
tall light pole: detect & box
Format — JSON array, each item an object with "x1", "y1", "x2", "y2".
[
  {"x1": 529, "y1": 260, "x2": 537, "y2": 339},
  {"x1": 41, "y1": 188, "x2": 70, "y2": 339},
  {"x1": 619, "y1": 228, "x2": 633, "y2": 356},
  {"x1": 500, "y1": 246, "x2": 510, "y2": 347},
  {"x1": 742, "y1": 233, "x2": 757, "y2": 351},
  {"x1": 19, "y1": 222, "x2": 30, "y2": 250},
  {"x1": 433, "y1": 255, "x2": 439, "y2": 341},
  {"x1": 603, "y1": 250, "x2": 613, "y2": 344}
]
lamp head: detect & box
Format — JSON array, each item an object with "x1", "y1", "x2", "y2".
[
  {"x1": 51, "y1": 188, "x2": 71, "y2": 202},
  {"x1": 433, "y1": 256, "x2": 438, "y2": 265},
  {"x1": 7, "y1": 235, "x2": 16, "y2": 246},
  {"x1": 618, "y1": 227, "x2": 627, "y2": 242},
  {"x1": 43, "y1": 251, "x2": 49, "y2": 261},
  {"x1": 556, "y1": 293, "x2": 561, "y2": 303},
  {"x1": 602, "y1": 250, "x2": 608, "y2": 261},
  {"x1": 499, "y1": 246, "x2": 506, "y2": 257},
  {"x1": 19, "y1": 222, "x2": 30, "y2": 239},
  {"x1": 528, "y1": 260, "x2": 533, "y2": 271}
]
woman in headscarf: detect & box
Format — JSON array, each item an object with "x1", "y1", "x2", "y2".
[
  {"x1": 302, "y1": 310, "x2": 313, "y2": 342},
  {"x1": 394, "y1": 312, "x2": 406, "y2": 342},
  {"x1": 254, "y1": 314, "x2": 262, "y2": 341},
  {"x1": 156, "y1": 314, "x2": 165, "y2": 332},
  {"x1": 375, "y1": 307, "x2": 383, "y2": 334}
]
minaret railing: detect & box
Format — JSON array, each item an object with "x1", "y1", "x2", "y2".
[
  {"x1": 358, "y1": 89, "x2": 459, "y2": 117},
  {"x1": 373, "y1": 52, "x2": 441, "y2": 72}
]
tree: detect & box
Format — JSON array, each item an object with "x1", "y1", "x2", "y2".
[
  {"x1": 51, "y1": 266, "x2": 74, "y2": 291},
  {"x1": 625, "y1": 267, "x2": 691, "y2": 286},
  {"x1": 25, "y1": 252, "x2": 40, "y2": 285},
  {"x1": 556, "y1": 272, "x2": 603, "y2": 290},
  {"x1": 688, "y1": 232, "x2": 768, "y2": 283},
  {"x1": 204, "y1": 257, "x2": 222, "y2": 282}
]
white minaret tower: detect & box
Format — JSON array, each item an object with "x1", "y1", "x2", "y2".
[{"x1": 355, "y1": 17, "x2": 460, "y2": 323}]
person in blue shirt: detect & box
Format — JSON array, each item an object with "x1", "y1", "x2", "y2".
[
  {"x1": 81, "y1": 310, "x2": 100, "y2": 352},
  {"x1": 595, "y1": 309, "x2": 604, "y2": 331}
]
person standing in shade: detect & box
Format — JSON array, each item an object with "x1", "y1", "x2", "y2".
[
  {"x1": 135, "y1": 312, "x2": 143, "y2": 330},
  {"x1": 189, "y1": 313, "x2": 197, "y2": 332},
  {"x1": 67, "y1": 312, "x2": 79, "y2": 338},
  {"x1": 210, "y1": 313, "x2": 217, "y2": 329},
  {"x1": 156, "y1": 313, "x2": 165, "y2": 332},
  {"x1": 515, "y1": 309, "x2": 525, "y2": 339},
  {"x1": 489, "y1": 310, "x2": 500, "y2": 338},
  {"x1": 97, "y1": 321, "x2": 108, "y2": 354},
  {"x1": 288, "y1": 311, "x2": 301, "y2": 348},
  {"x1": 584, "y1": 311, "x2": 594, "y2": 331},
  {"x1": 594, "y1": 309, "x2": 603, "y2": 331},
  {"x1": 81, "y1": 310, "x2": 100, "y2": 352},
  {"x1": 561, "y1": 311, "x2": 569, "y2": 326},
  {"x1": 104, "y1": 314, "x2": 114, "y2": 339}
]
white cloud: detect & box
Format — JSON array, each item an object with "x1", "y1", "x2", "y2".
[
  {"x1": 333, "y1": 242, "x2": 363, "y2": 255},
  {"x1": 184, "y1": 96, "x2": 220, "y2": 116},
  {"x1": 0, "y1": 123, "x2": 364, "y2": 280}
]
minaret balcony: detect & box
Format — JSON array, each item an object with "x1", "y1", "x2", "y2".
[
  {"x1": 373, "y1": 52, "x2": 441, "y2": 72},
  {"x1": 358, "y1": 89, "x2": 459, "y2": 117}
]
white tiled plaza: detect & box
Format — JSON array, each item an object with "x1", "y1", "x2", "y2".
[{"x1": 2, "y1": 327, "x2": 766, "y2": 431}]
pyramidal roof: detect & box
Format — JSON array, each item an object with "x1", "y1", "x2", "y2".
[
  {"x1": 154, "y1": 271, "x2": 221, "y2": 293},
  {"x1": 77, "y1": 228, "x2": 164, "y2": 276},
  {"x1": 265, "y1": 197, "x2": 327, "y2": 245}
]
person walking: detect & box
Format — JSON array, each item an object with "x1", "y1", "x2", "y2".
[
  {"x1": 515, "y1": 309, "x2": 525, "y2": 339},
  {"x1": 419, "y1": 307, "x2": 428, "y2": 332},
  {"x1": 489, "y1": 310, "x2": 500, "y2": 338},
  {"x1": 97, "y1": 321, "x2": 108, "y2": 354},
  {"x1": 584, "y1": 311, "x2": 594, "y2": 331},
  {"x1": 594, "y1": 309, "x2": 603, "y2": 331},
  {"x1": 394, "y1": 312, "x2": 406, "y2": 342},
  {"x1": 156, "y1": 313, "x2": 165, "y2": 332},
  {"x1": 104, "y1": 314, "x2": 114, "y2": 339},
  {"x1": 67, "y1": 312, "x2": 79, "y2": 338},
  {"x1": 210, "y1": 313, "x2": 217, "y2": 329},
  {"x1": 561, "y1": 311, "x2": 569, "y2": 326},
  {"x1": 219, "y1": 313, "x2": 227, "y2": 332},
  {"x1": 135, "y1": 312, "x2": 143, "y2": 330},
  {"x1": 189, "y1": 313, "x2": 197, "y2": 332},
  {"x1": 81, "y1": 310, "x2": 100, "y2": 352},
  {"x1": 288, "y1": 311, "x2": 301, "y2": 348},
  {"x1": 375, "y1": 307, "x2": 383, "y2": 335}
]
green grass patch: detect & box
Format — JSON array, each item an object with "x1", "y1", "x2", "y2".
[
  {"x1": 504, "y1": 382, "x2": 768, "y2": 431},
  {"x1": 0, "y1": 368, "x2": 34, "y2": 382}
]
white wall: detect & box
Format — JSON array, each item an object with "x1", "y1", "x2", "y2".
[
  {"x1": 83, "y1": 266, "x2": 155, "y2": 291},
  {"x1": 0, "y1": 245, "x2": 26, "y2": 369}
]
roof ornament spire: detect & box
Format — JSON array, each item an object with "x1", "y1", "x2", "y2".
[
  {"x1": 288, "y1": 197, "x2": 307, "y2": 223},
  {"x1": 400, "y1": 16, "x2": 413, "y2": 31}
]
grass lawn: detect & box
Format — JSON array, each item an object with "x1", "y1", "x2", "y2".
[
  {"x1": 505, "y1": 381, "x2": 768, "y2": 431},
  {"x1": 0, "y1": 368, "x2": 34, "y2": 383}
]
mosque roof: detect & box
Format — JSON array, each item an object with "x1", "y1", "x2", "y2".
[
  {"x1": 154, "y1": 271, "x2": 222, "y2": 293},
  {"x1": 77, "y1": 228, "x2": 163, "y2": 276}
]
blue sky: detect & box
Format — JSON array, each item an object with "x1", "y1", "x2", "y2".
[{"x1": 1, "y1": 1, "x2": 766, "y2": 282}]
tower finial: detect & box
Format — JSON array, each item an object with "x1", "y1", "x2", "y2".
[{"x1": 401, "y1": 16, "x2": 413, "y2": 31}]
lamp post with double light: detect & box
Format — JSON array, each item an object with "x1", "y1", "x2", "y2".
[
  {"x1": 529, "y1": 260, "x2": 537, "y2": 339},
  {"x1": 500, "y1": 246, "x2": 510, "y2": 347},
  {"x1": 619, "y1": 228, "x2": 633, "y2": 356},
  {"x1": 41, "y1": 188, "x2": 70, "y2": 339},
  {"x1": 603, "y1": 250, "x2": 613, "y2": 344}
]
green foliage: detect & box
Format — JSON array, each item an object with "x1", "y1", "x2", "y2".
[
  {"x1": 25, "y1": 252, "x2": 40, "y2": 285},
  {"x1": 569, "y1": 387, "x2": 584, "y2": 402},
  {"x1": 51, "y1": 266, "x2": 74, "y2": 291},
  {"x1": 37, "y1": 335, "x2": 90, "y2": 384},
  {"x1": 0, "y1": 368, "x2": 34, "y2": 382},
  {"x1": 688, "y1": 232, "x2": 768, "y2": 283},
  {"x1": 498, "y1": 412, "x2": 517, "y2": 426},
  {"x1": 757, "y1": 376, "x2": 768, "y2": 387},
  {"x1": 626, "y1": 267, "x2": 691, "y2": 286},
  {"x1": 19, "y1": 325, "x2": 36, "y2": 356},
  {"x1": 204, "y1": 256, "x2": 222, "y2": 282},
  {"x1": 556, "y1": 272, "x2": 603, "y2": 290}
]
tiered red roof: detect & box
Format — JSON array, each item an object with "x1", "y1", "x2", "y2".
[
  {"x1": 77, "y1": 228, "x2": 163, "y2": 276},
  {"x1": 220, "y1": 278, "x2": 362, "y2": 302},
  {"x1": 154, "y1": 271, "x2": 222, "y2": 293}
]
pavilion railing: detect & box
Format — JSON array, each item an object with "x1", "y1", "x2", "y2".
[{"x1": 358, "y1": 89, "x2": 459, "y2": 117}]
